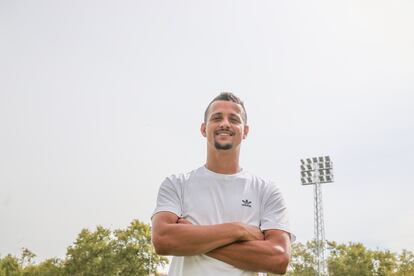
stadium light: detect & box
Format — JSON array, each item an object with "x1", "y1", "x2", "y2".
[{"x1": 300, "y1": 155, "x2": 334, "y2": 276}]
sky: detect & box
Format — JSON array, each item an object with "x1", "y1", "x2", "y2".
[{"x1": 1, "y1": 0, "x2": 413, "y2": 263}]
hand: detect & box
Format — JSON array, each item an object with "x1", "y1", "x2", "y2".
[
  {"x1": 176, "y1": 219, "x2": 263, "y2": 241},
  {"x1": 240, "y1": 223, "x2": 264, "y2": 241},
  {"x1": 177, "y1": 217, "x2": 192, "y2": 225}
]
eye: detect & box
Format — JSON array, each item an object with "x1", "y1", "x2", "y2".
[{"x1": 230, "y1": 117, "x2": 241, "y2": 123}]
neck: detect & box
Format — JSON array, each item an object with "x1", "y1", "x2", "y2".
[{"x1": 205, "y1": 147, "x2": 241, "y2": 174}]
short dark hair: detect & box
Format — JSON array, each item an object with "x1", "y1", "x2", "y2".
[{"x1": 204, "y1": 92, "x2": 247, "y2": 124}]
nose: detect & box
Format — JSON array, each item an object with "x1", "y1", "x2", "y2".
[{"x1": 219, "y1": 117, "x2": 231, "y2": 128}]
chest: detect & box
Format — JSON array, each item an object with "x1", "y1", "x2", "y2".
[{"x1": 181, "y1": 178, "x2": 262, "y2": 226}]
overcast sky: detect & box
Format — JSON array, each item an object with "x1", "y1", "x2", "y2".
[{"x1": 1, "y1": 0, "x2": 413, "y2": 263}]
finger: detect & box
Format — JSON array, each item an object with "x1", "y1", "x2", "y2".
[{"x1": 177, "y1": 218, "x2": 192, "y2": 224}]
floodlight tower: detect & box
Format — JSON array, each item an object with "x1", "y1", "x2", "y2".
[{"x1": 300, "y1": 156, "x2": 334, "y2": 276}]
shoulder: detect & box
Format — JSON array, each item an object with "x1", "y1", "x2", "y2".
[
  {"x1": 163, "y1": 166, "x2": 204, "y2": 186},
  {"x1": 243, "y1": 170, "x2": 280, "y2": 191},
  {"x1": 241, "y1": 171, "x2": 284, "y2": 204}
]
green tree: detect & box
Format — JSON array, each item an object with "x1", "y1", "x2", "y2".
[
  {"x1": 21, "y1": 258, "x2": 63, "y2": 276},
  {"x1": 63, "y1": 226, "x2": 116, "y2": 275},
  {"x1": 18, "y1": 249, "x2": 35, "y2": 269},
  {"x1": 327, "y1": 241, "x2": 374, "y2": 276},
  {"x1": 111, "y1": 220, "x2": 167, "y2": 275},
  {"x1": 398, "y1": 249, "x2": 414, "y2": 276},
  {"x1": 63, "y1": 219, "x2": 167, "y2": 276},
  {"x1": 268, "y1": 240, "x2": 414, "y2": 276},
  {"x1": 371, "y1": 249, "x2": 397, "y2": 276},
  {"x1": 0, "y1": 254, "x2": 21, "y2": 276},
  {"x1": 0, "y1": 220, "x2": 167, "y2": 276},
  {"x1": 3, "y1": 236, "x2": 414, "y2": 276},
  {"x1": 285, "y1": 241, "x2": 316, "y2": 276}
]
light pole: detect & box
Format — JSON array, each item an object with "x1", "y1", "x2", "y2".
[{"x1": 300, "y1": 156, "x2": 334, "y2": 276}]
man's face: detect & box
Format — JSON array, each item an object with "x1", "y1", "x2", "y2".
[{"x1": 201, "y1": 100, "x2": 249, "y2": 151}]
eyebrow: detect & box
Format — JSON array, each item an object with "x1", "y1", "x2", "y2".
[{"x1": 210, "y1": 112, "x2": 241, "y2": 119}]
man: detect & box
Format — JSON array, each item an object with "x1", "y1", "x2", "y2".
[{"x1": 152, "y1": 93, "x2": 294, "y2": 275}]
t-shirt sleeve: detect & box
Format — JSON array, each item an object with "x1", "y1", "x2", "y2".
[
  {"x1": 152, "y1": 177, "x2": 183, "y2": 218},
  {"x1": 260, "y1": 183, "x2": 296, "y2": 241}
]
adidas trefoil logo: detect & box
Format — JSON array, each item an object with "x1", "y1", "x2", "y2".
[{"x1": 241, "y1": 199, "x2": 252, "y2": 207}]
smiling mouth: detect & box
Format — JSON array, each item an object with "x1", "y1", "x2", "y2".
[{"x1": 215, "y1": 130, "x2": 234, "y2": 136}]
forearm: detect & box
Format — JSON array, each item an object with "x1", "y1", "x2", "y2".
[
  {"x1": 206, "y1": 240, "x2": 290, "y2": 274},
  {"x1": 152, "y1": 222, "x2": 244, "y2": 256}
]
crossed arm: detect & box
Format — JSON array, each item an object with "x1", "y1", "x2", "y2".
[{"x1": 151, "y1": 211, "x2": 291, "y2": 274}]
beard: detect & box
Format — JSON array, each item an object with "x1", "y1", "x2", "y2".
[{"x1": 214, "y1": 140, "x2": 233, "y2": 150}]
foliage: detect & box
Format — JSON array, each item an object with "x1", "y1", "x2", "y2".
[
  {"x1": 22, "y1": 258, "x2": 63, "y2": 276},
  {"x1": 328, "y1": 241, "x2": 375, "y2": 276},
  {"x1": 286, "y1": 241, "x2": 316, "y2": 276},
  {"x1": 282, "y1": 240, "x2": 413, "y2": 276},
  {"x1": 2, "y1": 225, "x2": 413, "y2": 276},
  {"x1": 0, "y1": 254, "x2": 20, "y2": 276},
  {"x1": 64, "y1": 220, "x2": 167, "y2": 275},
  {"x1": 0, "y1": 220, "x2": 167, "y2": 276},
  {"x1": 398, "y1": 249, "x2": 414, "y2": 275}
]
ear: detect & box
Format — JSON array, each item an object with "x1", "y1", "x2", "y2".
[
  {"x1": 243, "y1": 125, "x2": 249, "y2": 139},
  {"x1": 200, "y1": 123, "x2": 207, "y2": 137}
]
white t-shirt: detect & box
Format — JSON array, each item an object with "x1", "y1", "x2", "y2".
[{"x1": 153, "y1": 166, "x2": 294, "y2": 276}]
